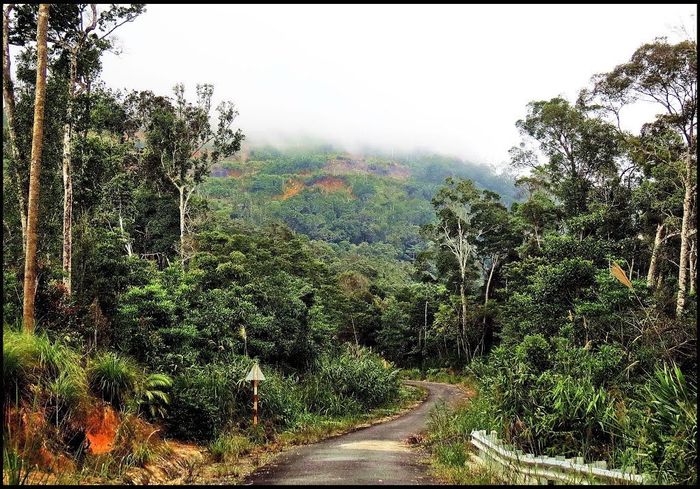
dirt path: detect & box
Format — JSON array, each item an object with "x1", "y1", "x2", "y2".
[{"x1": 243, "y1": 381, "x2": 466, "y2": 485}]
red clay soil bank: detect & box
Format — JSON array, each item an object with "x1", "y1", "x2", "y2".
[{"x1": 85, "y1": 405, "x2": 119, "y2": 455}]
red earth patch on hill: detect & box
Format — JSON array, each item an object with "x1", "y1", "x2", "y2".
[
  {"x1": 278, "y1": 179, "x2": 305, "y2": 200},
  {"x1": 311, "y1": 176, "x2": 353, "y2": 195}
]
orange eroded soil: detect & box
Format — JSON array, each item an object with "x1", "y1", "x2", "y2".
[
  {"x1": 279, "y1": 179, "x2": 305, "y2": 200},
  {"x1": 312, "y1": 176, "x2": 353, "y2": 195},
  {"x1": 85, "y1": 405, "x2": 119, "y2": 455}
]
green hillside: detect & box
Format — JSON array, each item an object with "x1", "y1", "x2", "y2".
[{"x1": 202, "y1": 145, "x2": 518, "y2": 258}]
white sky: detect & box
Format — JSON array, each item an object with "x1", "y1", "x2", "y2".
[{"x1": 99, "y1": 3, "x2": 697, "y2": 168}]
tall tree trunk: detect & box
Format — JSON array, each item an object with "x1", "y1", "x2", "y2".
[
  {"x1": 647, "y1": 223, "x2": 664, "y2": 287},
  {"x1": 3, "y1": 4, "x2": 27, "y2": 252},
  {"x1": 61, "y1": 48, "x2": 77, "y2": 295},
  {"x1": 483, "y1": 256, "x2": 498, "y2": 309},
  {"x1": 22, "y1": 3, "x2": 49, "y2": 333},
  {"x1": 423, "y1": 300, "x2": 428, "y2": 362},
  {"x1": 118, "y1": 202, "x2": 133, "y2": 257},
  {"x1": 689, "y1": 237, "x2": 696, "y2": 296},
  {"x1": 179, "y1": 186, "x2": 186, "y2": 266},
  {"x1": 480, "y1": 254, "x2": 498, "y2": 355},
  {"x1": 676, "y1": 153, "x2": 694, "y2": 317},
  {"x1": 350, "y1": 315, "x2": 359, "y2": 346},
  {"x1": 459, "y1": 281, "x2": 469, "y2": 360}
]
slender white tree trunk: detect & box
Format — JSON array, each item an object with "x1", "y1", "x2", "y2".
[
  {"x1": 676, "y1": 152, "x2": 694, "y2": 317},
  {"x1": 178, "y1": 186, "x2": 186, "y2": 266},
  {"x1": 118, "y1": 205, "x2": 133, "y2": 257},
  {"x1": 61, "y1": 49, "x2": 77, "y2": 295},
  {"x1": 647, "y1": 224, "x2": 664, "y2": 287},
  {"x1": 479, "y1": 254, "x2": 499, "y2": 355},
  {"x1": 3, "y1": 5, "x2": 27, "y2": 252}
]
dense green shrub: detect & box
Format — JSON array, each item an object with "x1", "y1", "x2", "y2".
[
  {"x1": 88, "y1": 351, "x2": 139, "y2": 409},
  {"x1": 257, "y1": 371, "x2": 304, "y2": 429},
  {"x1": 115, "y1": 282, "x2": 177, "y2": 368},
  {"x1": 165, "y1": 359, "x2": 248, "y2": 441},
  {"x1": 134, "y1": 373, "x2": 173, "y2": 418},
  {"x1": 427, "y1": 395, "x2": 498, "y2": 446},
  {"x1": 303, "y1": 345, "x2": 400, "y2": 415}
]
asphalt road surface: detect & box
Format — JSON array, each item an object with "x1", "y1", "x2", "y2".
[{"x1": 243, "y1": 381, "x2": 466, "y2": 485}]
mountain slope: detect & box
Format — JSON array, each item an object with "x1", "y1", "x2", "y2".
[{"x1": 201, "y1": 145, "x2": 518, "y2": 258}]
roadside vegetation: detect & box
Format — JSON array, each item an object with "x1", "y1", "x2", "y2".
[
  {"x1": 3, "y1": 327, "x2": 415, "y2": 484},
  {"x1": 412, "y1": 37, "x2": 697, "y2": 486}
]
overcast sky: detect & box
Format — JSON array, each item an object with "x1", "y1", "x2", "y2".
[{"x1": 99, "y1": 4, "x2": 697, "y2": 169}]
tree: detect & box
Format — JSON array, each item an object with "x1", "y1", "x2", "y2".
[
  {"x1": 431, "y1": 178, "x2": 481, "y2": 360},
  {"x1": 55, "y1": 4, "x2": 144, "y2": 295},
  {"x1": 3, "y1": 4, "x2": 27, "y2": 252},
  {"x1": 470, "y1": 190, "x2": 520, "y2": 353},
  {"x1": 592, "y1": 38, "x2": 697, "y2": 316},
  {"x1": 21, "y1": 3, "x2": 49, "y2": 333},
  {"x1": 514, "y1": 189, "x2": 558, "y2": 249},
  {"x1": 626, "y1": 125, "x2": 686, "y2": 288},
  {"x1": 509, "y1": 97, "x2": 622, "y2": 219},
  {"x1": 142, "y1": 84, "x2": 244, "y2": 265},
  {"x1": 8, "y1": 4, "x2": 145, "y2": 295}
]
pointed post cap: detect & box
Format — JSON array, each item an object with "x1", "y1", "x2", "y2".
[{"x1": 245, "y1": 362, "x2": 266, "y2": 382}]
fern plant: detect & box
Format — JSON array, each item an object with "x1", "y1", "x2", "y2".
[{"x1": 135, "y1": 373, "x2": 173, "y2": 418}]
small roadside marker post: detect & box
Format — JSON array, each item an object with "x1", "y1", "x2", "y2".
[{"x1": 245, "y1": 362, "x2": 266, "y2": 425}]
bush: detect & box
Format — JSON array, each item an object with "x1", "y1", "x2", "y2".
[
  {"x1": 47, "y1": 370, "x2": 89, "y2": 422},
  {"x1": 166, "y1": 358, "x2": 249, "y2": 441},
  {"x1": 303, "y1": 345, "x2": 400, "y2": 415},
  {"x1": 427, "y1": 395, "x2": 497, "y2": 446},
  {"x1": 257, "y1": 371, "x2": 304, "y2": 429},
  {"x1": 134, "y1": 373, "x2": 173, "y2": 419},
  {"x1": 88, "y1": 352, "x2": 140, "y2": 409},
  {"x1": 115, "y1": 282, "x2": 177, "y2": 368},
  {"x1": 515, "y1": 334, "x2": 550, "y2": 372}
]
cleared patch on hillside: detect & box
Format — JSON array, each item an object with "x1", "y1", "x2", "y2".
[
  {"x1": 326, "y1": 155, "x2": 411, "y2": 180},
  {"x1": 311, "y1": 176, "x2": 353, "y2": 195},
  {"x1": 276, "y1": 176, "x2": 354, "y2": 200},
  {"x1": 278, "y1": 179, "x2": 305, "y2": 200}
]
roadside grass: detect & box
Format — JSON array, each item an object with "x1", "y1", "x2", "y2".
[
  {"x1": 414, "y1": 374, "x2": 504, "y2": 484},
  {"x1": 430, "y1": 454, "x2": 502, "y2": 485}
]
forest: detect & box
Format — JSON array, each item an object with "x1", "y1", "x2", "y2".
[{"x1": 2, "y1": 3, "x2": 697, "y2": 486}]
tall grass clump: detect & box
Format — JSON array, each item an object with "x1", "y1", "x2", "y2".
[
  {"x1": 257, "y1": 371, "x2": 304, "y2": 429},
  {"x1": 3, "y1": 327, "x2": 85, "y2": 406},
  {"x1": 642, "y1": 363, "x2": 697, "y2": 484},
  {"x1": 303, "y1": 345, "x2": 400, "y2": 416},
  {"x1": 88, "y1": 352, "x2": 139, "y2": 409},
  {"x1": 425, "y1": 394, "x2": 501, "y2": 485},
  {"x1": 3, "y1": 445, "x2": 32, "y2": 485}
]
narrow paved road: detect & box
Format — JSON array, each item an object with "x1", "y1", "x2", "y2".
[{"x1": 243, "y1": 381, "x2": 466, "y2": 485}]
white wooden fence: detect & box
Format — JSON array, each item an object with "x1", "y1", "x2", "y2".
[{"x1": 470, "y1": 430, "x2": 648, "y2": 485}]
